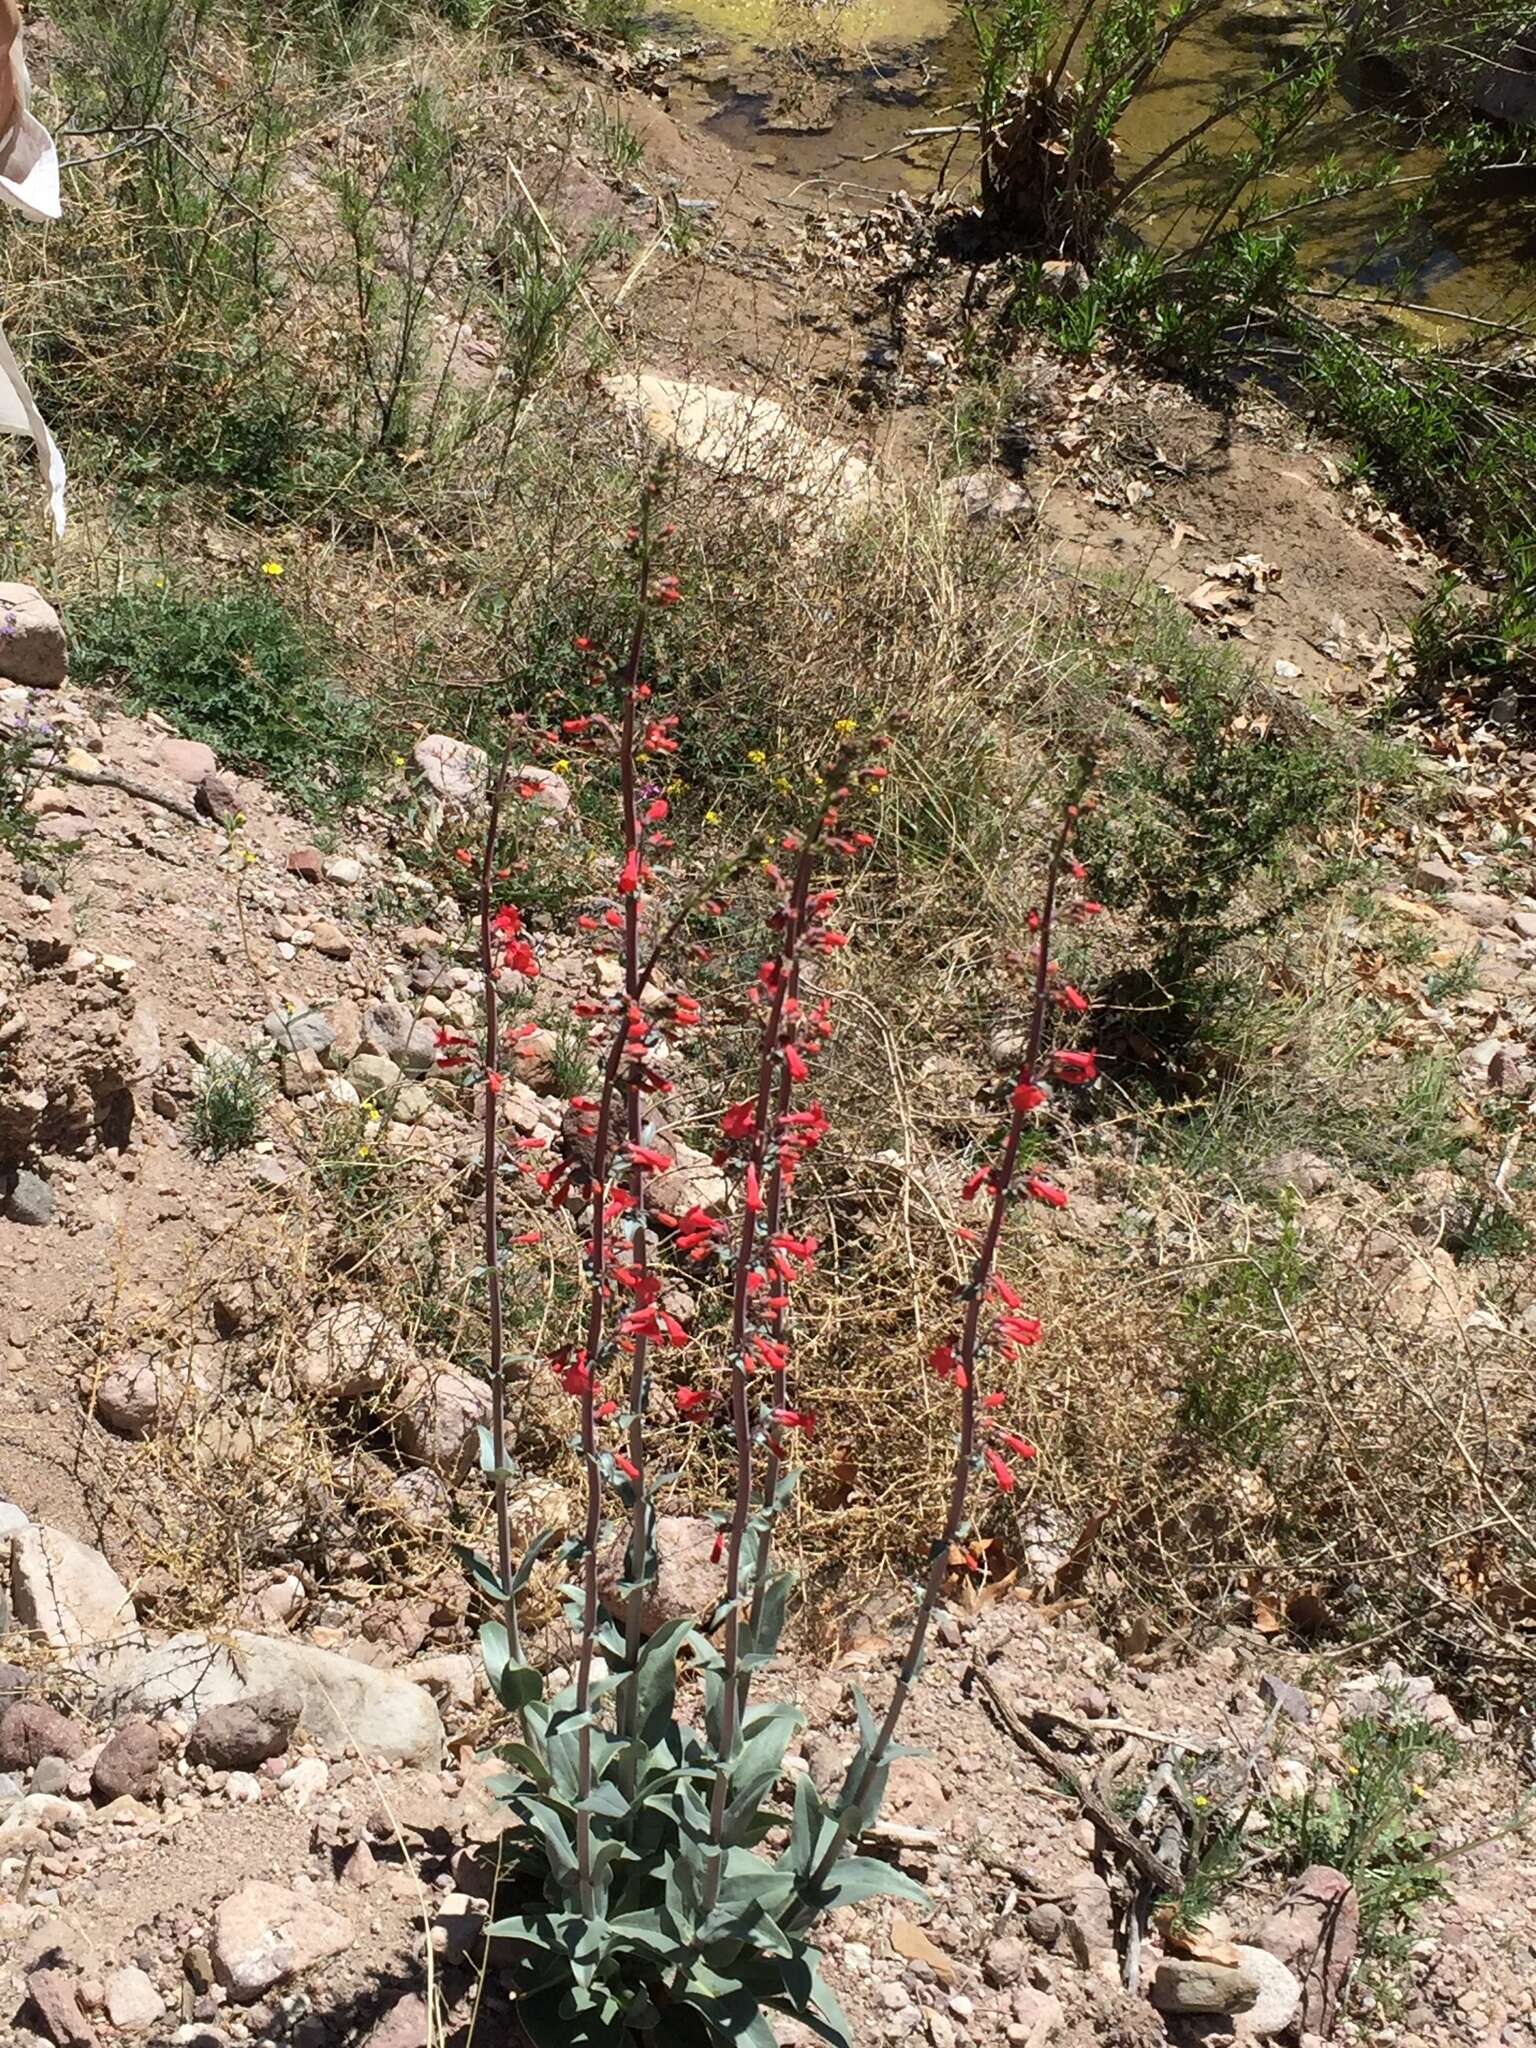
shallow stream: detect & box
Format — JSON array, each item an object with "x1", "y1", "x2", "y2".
[{"x1": 657, "y1": 0, "x2": 1536, "y2": 327}]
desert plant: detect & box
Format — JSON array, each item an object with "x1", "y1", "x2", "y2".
[
  {"x1": 189, "y1": 1050, "x2": 272, "y2": 1158},
  {"x1": 445, "y1": 499, "x2": 1101, "y2": 2043},
  {"x1": 1176, "y1": 1223, "x2": 1307, "y2": 1470},
  {"x1": 1076, "y1": 595, "x2": 1355, "y2": 1060},
  {"x1": 69, "y1": 580, "x2": 373, "y2": 812},
  {"x1": 1268, "y1": 1703, "x2": 1459, "y2": 1964}
]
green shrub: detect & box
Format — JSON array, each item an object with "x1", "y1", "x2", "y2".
[
  {"x1": 1177, "y1": 1223, "x2": 1306, "y2": 1468},
  {"x1": 1075, "y1": 594, "x2": 1355, "y2": 1055},
  {"x1": 189, "y1": 1052, "x2": 272, "y2": 1158},
  {"x1": 70, "y1": 584, "x2": 374, "y2": 812}
]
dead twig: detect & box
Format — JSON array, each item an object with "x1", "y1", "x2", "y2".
[{"x1": 969, "y1": 1662, "x2": 1182, "y2": 1892}]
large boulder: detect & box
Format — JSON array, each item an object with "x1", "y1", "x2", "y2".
[
  {"x1": 296, "y1": 1304, "x2": 413, "y2": 1401},
  {"x1": 1231, "y1": 1944, "x2": 1301, "y2": 2037},
  {"x1": 361, "y1": 1000, "x2": 439, "y2": 1075},
  {"x1": 394, "y1": 1363, "x2": 492, "y2": 1479},
  {"x1": 1150, "y1": 1958, "x2": 1260, "y2": 2016},
  {"x1": 9, "y1": 1523, "x2": 141, "y2": 1662},
  {"x1": 186, "y1": 1688, "x2": 302, "y2": 1770},
  {"x1": 0, "y1": 1700, "x2": 87, "y2": 1769},
  {"x1": 602, "y1": 373, "x2": 878, "y2": 527},
  {"x1": 91, "y1": 1718, "x2": 161, "y2": 1802},
  {"x1": 0, "y1": 582, "x2": 68, "y2": 686},
  {"x1": 412, "y1": 734, "x2": 487, "y2": 807},
  {"x1": 645, "y1": 1143, "x2": 730, "y2": 1224},
  {"x1": 598, "y1": 1514, "x2": 722, "y2": 1634},
  {"x1": 111, "y1": 1630, "x2": 444, "y2": 1766}
]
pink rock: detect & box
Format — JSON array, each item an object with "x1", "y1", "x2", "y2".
[
  {"x1": 211, "y1": 1880, "x2": 354, "y2": 2002},
  {"x1": 1255, "y1": 1864, "x2": 1359, "y2": 2034},
  {"x1": 598, "y1": 1514, "x2": 722, "y2": 1634},
  {"x1": 157, "y1": 737, "x2": 217, "y2": 785}
]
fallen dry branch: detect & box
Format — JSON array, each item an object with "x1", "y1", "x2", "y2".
[{"x1": 969, "y1": 1660, "x2": 1182, "y2": 1892}]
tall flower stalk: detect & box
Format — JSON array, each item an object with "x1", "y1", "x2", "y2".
[
  {"x1": 794, "y1": 791, "x2": 1097, "y2": 1910},
  {"x1": 453, "y1": 504, "x2": 1100, "y2": 2044}
]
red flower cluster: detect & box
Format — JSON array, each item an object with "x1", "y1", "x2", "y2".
[{"x1": 491, "y1": 902, "x2": 539, "y2": 980}]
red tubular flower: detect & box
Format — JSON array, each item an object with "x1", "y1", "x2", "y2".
[
  {"x1": 782, "y1": 1042, "x2": 809, "y2": 1083},
  {"x1": 721, "y1": 1099, "x2": 757, "y2": 1143},
  {"x1": 1052, "y1": 1049, "x2": 1098, "y2": 1085},
  {"x1": 984, "y1": 1447, "x2": 1017, "y2": 1493},
  {"x1": 620, "y1": 1305, "x2": 689, "y2": 1349},
  {"x1": 1011, "y1": 1077, "x2": 1047, "y2": 1113},
  {"x1": 1024, "y1": 1176, "x2": 1068, "y2": 1209},
  {"x1": 1056, "y1": 984, "x2": 1090, "y2": 1015},
  {"x1": 771, "y1": 1407, "x2": 815, "y2": 1439},
  {"x1": 615, "y1": 1453, "x2": 640, "y2": 1481},
  {"x1": 748, "y1": 1334, "x2": 789, "y2": 1376},
  {"x1": 770, "y1": 1232, "x2": 818, "y2": 1260},
  {"x1": 618, "y1": 847, "x2": 642, "y2": 895},
  {"x1": 929, "y1": 1341, "x2": 964, "y2": 1386},
  {"x1": 555, "y1": 1353, "x2": 593, "y2": 1397},
  {"x1": 982, "y1": 1391, "x2": 1006, "y2": 1410},
  {"x1": 961, "y1": 1166, "x2": 994, "y2": 1202},
  {"x1": 997, "y1": 1312, "x2": 1045, "y2": 1350},
  {"x1": 675, "y1": 1386, "x2": 712, "y2": 1417},
  {"x1": 624, "y1": 1143, "x2": 673, "y2": 1172},
  {"x1": 995, "y1": 1430, "x2": 1037, "y2": 1460}
]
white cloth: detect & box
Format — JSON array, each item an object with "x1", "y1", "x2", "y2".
[
  {"x1": 0, "y1": 317, "x2": 65, "y2": 531},
  {"x1": 0, "y1": 31, "x2": 60, "y2": 221},
  {"x1": 1, "y1": 0, "x2": 65, "y2": 531}
]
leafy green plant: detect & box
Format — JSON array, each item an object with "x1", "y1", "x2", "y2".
[
  {"x1": 1423, "y1": 946, "x2": 1482, "y2": 1004},
  {"x1": 1076, "y1": 594, "x2": 1355, "y2": 1057},
  {"x1": 1, "y1": 716, "x2": 56, "y2": 868},
  {"x1": 332, "y1": 86, "x2": 470, "y2": 457},
  {"x1": 550, "y1": 1019, "x2": 596, "y2": 1098},
  {"x1": 70, "y1": 583, "x2": 373, "y2": 812},
  {"x1": 1177, "y1": 1223, "x2": 1306, "y2": 1468},
  {"x1": 1268, "y1": 1705, "x2": 1459, "y2": 1964},
  {"x1": 591, "y1": 105, "x2": 645, "y2": 178},
  {"x1": 189, "y1": 1051, "x2": 272, "y2": 1159}
]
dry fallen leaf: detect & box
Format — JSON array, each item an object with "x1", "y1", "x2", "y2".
[{"x1": 891, "y1": 1917, "x2": 955, "y2": 1981}]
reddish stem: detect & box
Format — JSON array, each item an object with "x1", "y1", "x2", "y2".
[
  {"x1": 796, "y1": 800, "x2": 1081, "y2": 1908},
  {"x1": 478, "y1": 750, "x2": 520, "y2": 1667},
  {"x1": 702, "y1": 838, "x2": 819, "y2": 1908}
]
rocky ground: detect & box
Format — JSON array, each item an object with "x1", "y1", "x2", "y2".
[
  {"x1": 3, "y1": 554, "x2": 1535, "y2": 2047},
  {"x1": 2, "y1": 36, "x2": 1535, "y2": 2048}
]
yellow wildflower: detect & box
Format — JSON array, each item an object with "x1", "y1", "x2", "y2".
[
  {"x1": 260, "y1": 559, "x2": 284, "y2": 578},
  {"x1": 746, "y1": 748, "x2": 767, "y2": 765},
  {"x1": 834, "y1": 717, "x2": 858, "y2": 734}
]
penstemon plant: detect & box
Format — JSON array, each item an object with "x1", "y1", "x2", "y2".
[{"x1": 451, "y1": 495, "x2": 1100, "y2": 2048}]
